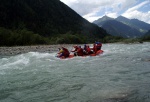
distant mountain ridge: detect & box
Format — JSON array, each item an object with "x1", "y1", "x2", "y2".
[
  {"x1": 93, "y1": 16, "x2": 150, "y2": 38},
  {"x1": 93, "y1": 16, "x2": 114, "y2": 27},
  {"x1": 0, "y1": 0, "x2": 108, "y2": 45},
  {"x1": 116, "y1": 16, "x2": 150, "y2": 33}
]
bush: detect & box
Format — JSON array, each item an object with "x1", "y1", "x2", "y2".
[
  {"x1": 101, "y1": 36, "x2": 124, "y2": 43},
  {"x1": 51, "y1": 33, "x2": 87, "y2": 44},
  {"x1": 0, "y1": 27, "x2": 49, "y2": 46},
  {"x1": 141, "y1": 35, "x2": 150, "y2": 42},
  {"x1": 122, "y1": 38, "x2": 143, "y2": 44}
]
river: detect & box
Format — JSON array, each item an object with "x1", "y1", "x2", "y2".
[{"x1": 0, "y1": 42, "x2": 150, "y2": 102}]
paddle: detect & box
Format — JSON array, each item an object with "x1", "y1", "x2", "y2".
[
  {"x1": 55, "y1": 48, "x2": 61, "y2": 57},
  {"x1": 70, "y1": 46, "x2": 74, "y2": 53}
]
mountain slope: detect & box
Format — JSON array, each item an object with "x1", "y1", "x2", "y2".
[
  {"x1": 0, "y1": 0, "x2": 108, "y2": 44},
  {"x1": 93, "y1": 16, "x2": 114, "y2": 27},
  {"x1": 130, "y1": 19, "x2": 150, "y2": 31},
  {"x1": 102, "y1": 20, "x2": 141, "y2": 38},
  {"x1": 144, "y1": 30, "x2": 150, "y2": 36},
  {"x1": 116, "y1": 16, "x2": 150, "y2": 34},
  {"x1": 93, "y1": 16, "x2": 150, "y2": 38}
]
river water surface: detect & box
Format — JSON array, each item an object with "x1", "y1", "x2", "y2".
[{"x1": 0, "y1": 43, "x2": 150, "y2": 102}]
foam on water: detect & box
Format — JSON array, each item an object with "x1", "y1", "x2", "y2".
[{"x1": 0, "y1": 43, "x2": 150, "y2": 102}]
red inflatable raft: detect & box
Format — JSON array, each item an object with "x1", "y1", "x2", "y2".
[{"x1": 57, "y1": 50, "x2": 104, "y2": 59}]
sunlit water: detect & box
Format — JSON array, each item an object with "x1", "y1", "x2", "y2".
[{"x1": 0, "y1": 43, "x2": 150, "y2": 102}]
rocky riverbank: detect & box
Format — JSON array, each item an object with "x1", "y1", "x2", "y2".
[{"x1": 0, "y1": 44, "x2": 73, "y2": 56}]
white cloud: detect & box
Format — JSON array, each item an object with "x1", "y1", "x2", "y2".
[
  {"x1": 122, "y1": 1, "x2": 150, "y2": 24},
  {"x1": 124, "y1": 1, "x2": 149, "y2": 13},
  {"x1": 107, "y1": 13, "x2": 118, "y2": 18},
  {"x1": 83, "y1": 13, "x2": 102, "y2": 22},
  {"x1": 60, "y1": 0, "x2": 150, "y2": 23},
  {"x1": 60, "y1": 0, "x2": 78, "y2": 5},
  {"x1": 62, "y1": 0, "x2": 134, "y2": 13},
  {"x1": 123, "y1": 10, "x2": 150, "y2": 24},
  {"x1": 67, "y1": 0, "x2": 112, "y2": 16}
]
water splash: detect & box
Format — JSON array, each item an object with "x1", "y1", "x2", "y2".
[{"x1": 0, "y1": 43, "x2": 150, "y2": 102}]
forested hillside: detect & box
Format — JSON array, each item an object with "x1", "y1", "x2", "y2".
[
  {"x1": 0, "y1": 0, "x2": 108, "y2": 46},
  {"x1": 140, "y1": 30, "x2": 150, "y2": 42}
]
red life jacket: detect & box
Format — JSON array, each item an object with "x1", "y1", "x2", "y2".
[
  {"x1": 62, "y1": 47, "x2": 70, "y2": 57},
  {"x1": 93, "y1": 44, "x2": 97, "y2": 53},
  {"x1": 77, "y1": 48, "x2": 83, "y2": 56},
  {"x1": 87, "y1": 47, "x2": 91, "y2": 53},
  {"x1": 96, "y1": 43, "x2": 102, "y2": 50}
]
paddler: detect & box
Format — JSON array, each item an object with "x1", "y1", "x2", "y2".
[
  {"x1": 71, "y1": 45, "x2": 78, "y2": 56},
  {"x1": 86, "y1": 45, "x2": 93, "y2": 55},
  {"x1": 95, "y1": 41, "x2": 102, "y2": 50},
  {"x1": 92, "y1": 43, "x2": 97, "y2": 54},
  {"x1": 62, "y1": 47, "x2": 70, "y2": 58},
  {"x1": 71, "y1": 45, "x2": 83, "y2": 56},
  {"x1": 57, "y1": 47, "x2": 70, "y2": 58}
]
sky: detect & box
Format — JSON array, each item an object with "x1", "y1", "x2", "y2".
[{"x1": 60, "y1": 0, "x2": 150, "y2": 24}]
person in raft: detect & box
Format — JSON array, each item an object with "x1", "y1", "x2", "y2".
[
  {"x1": 57, "y1": 47, "x2": 70, "y2": 58},
  {"x1": 95, "y1": 41, "x2": 102, "y2": 50},
  {"x1": 71, "y1": 45, "x2": 84, "y2": 56},
  {"x1": 71, "y1": 45, "x2": 78, "y2": 56},
  {"x1": 83, "y1": 44, "x2": 93, "y2": 55},
  {"x1": 86, "y1": 45, "x2": 93, "y2": 55},
  {"x1": 83, "y1": 44, "x2": 87, "y2": 55},
  {"x1": 92, "y1": 43, "x2": 97, "y2": 54},
  {"x1": 57, "y1": 48, "x2": 63, "y2": 57}
]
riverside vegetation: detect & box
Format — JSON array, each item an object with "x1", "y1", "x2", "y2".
[
  {"x1": 0, "y1": 0, "x2": 150, "y2": 46},
  {"x1": 0, "y1": 27, "x2": 150, "y2": 46}
]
